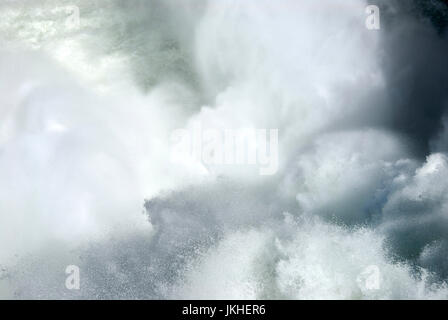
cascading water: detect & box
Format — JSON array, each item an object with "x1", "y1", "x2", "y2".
[{"x1": 0, "y1": 0, "x2": 448, "y2": 299}]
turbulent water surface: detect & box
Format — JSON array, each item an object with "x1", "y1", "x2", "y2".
[{"x1": 1, "y1": 0, "x2": 448, "y2": 299}]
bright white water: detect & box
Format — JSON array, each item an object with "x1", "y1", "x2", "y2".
[{"x1": 1, "y1": 0, "x2": 448, "y2": 299}]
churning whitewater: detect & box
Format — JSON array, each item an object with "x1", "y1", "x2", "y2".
[{"x1": 1, "y1": 0, "x2": 448, "y2": 299}]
